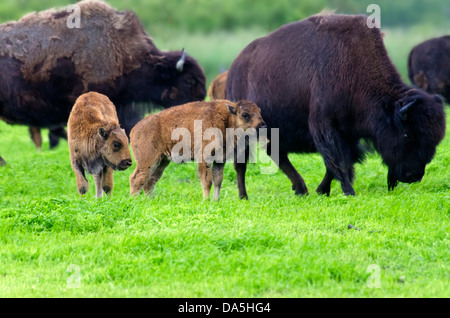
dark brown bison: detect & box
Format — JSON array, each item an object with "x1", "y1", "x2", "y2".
[
  {"x1": 408, "y1": 35, "x2": 450, "y2": 102},
  {"x1": 226, "y1": 13, "x2": 446, "y2": 197},
  {"x1": 0, "y1": 0, "x2": 206, "y2": 165}
]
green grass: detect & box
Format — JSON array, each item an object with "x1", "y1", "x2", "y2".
[{"x1": 0, "y1": 26, "x2": 449, "y2": 297}]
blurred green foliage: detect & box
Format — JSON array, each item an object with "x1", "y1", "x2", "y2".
[{"x1": 1, "y1": 0, "x2": 449, "y2": 33}]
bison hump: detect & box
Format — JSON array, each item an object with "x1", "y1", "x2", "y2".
[{"x1": 0, "y1": 0, "x2": 155, "y2": 88}]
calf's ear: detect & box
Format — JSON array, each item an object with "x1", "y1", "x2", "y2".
[
  {"x1": 99, "y1": 127, "x2": 109, "y2": 139},
  {"x1": 226, "y1": 103, "x2": 237, "y2": 115}
]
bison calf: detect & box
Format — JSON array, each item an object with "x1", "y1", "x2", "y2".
[
  {"x1": 208, "y1": 71, "x2": 228, "y2": 100},
  {"x1": 129, "y1": 100, "x2": 266, "y2": 200},
  {"x1": 68, "y1": 92, "x2": 132, "y2": 198}
]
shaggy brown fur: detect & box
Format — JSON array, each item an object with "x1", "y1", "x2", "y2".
[
  {"x1": 129, "y1": 100, "x2": 266, "y2": 200},
  {"x1": 0, "y1": 0, "x2": 154, "y2": 89},
  {"x1": 207, "y1": 71, "x2": 228, "y2": 100},
  {"x1": 68, "y1": 92, "x2": 132, "y2": 198}
]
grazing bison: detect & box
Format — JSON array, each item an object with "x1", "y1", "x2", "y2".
[
  {"x1": 408, "y1": 35, "x2": 450, "y2": 102},
  {"x1": 226, "y1": 13, "x2": 446, "y2": 197},
  {"x1": 208, "y1": 71, "x2": 228, "y2": 100},
  {"x1": 0, "y1": 0, "x2": 206, "y2": 163},
  {"x1": 68, "y1": 92, "x2": 132, "y2": 198},
  {"x1": 129, "y1": 99, "x2": 266, "y2": 200}
]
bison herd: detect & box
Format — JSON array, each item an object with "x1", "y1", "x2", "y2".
[{"x1": 0, "y1": 1, "x2": 448, "y2": 199}]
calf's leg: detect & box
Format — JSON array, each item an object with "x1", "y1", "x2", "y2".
[
  {"x1": 212, "y1": 162, "x2": 225, "y2": 201},
  {"x1": 143, "y1": 157, "x2": 170, "y2": 195},
  {"x1": 198, "y1": 162, "x2": 212, "y2": 199},
  {"x1": 102, "y1": 166, "x2": 114, "y2": 195},
  {"x1": 93, "y1": 171, "x2": 104, "y2": 199},
  {"x1": 71, "y1": 160, "x2": 89, "y2": 197}
]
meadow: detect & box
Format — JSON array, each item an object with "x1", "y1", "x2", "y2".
[{"x1": 0, "y1": 5, "x2": 449, "y2": 298}]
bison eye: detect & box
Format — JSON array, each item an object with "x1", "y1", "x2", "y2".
[
  {"x1": 113, "y1": 141, "x2": 122, "y2": 151},
  {"x1": 242, "y1": 113, "x2": 250, "y2": 121}
]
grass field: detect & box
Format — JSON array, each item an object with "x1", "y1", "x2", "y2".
[{"x1": 0, "y1": 27, "x2": 449, "y2": 298}]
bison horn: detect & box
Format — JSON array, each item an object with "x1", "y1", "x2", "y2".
[
  {"x1": 176, "y1": 48, "x2": 186, "y2": 72},
  {"x1": 399, "y1": 99, "x2": 416, "y2": 120}
]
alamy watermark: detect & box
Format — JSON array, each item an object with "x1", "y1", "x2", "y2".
[
  {"x1": 67, "y1": 4, "x2": 81, "y2": 29},
  {"x1": 67, "y1": 264, "x2": 81, "y2": 289},
  {"x1": 366, "y1": 4, "x2": 381, "y2": 28},
  {"x1": 170, "y1": 121, "x2": 279, "y2": 174},
  {"x1": 366, "y1": 264, "x2": 381, "y2": 288}
]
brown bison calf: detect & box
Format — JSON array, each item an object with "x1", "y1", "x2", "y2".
[
  {"x1": 129, "y1": 99, "x2": 266, "y2": 200},
  {"x1": 207, "y1": 71, "x2": 228, "y2": 100},
  {"x1": 68, "y1": 92, "x2": 132, "y2": 198}
]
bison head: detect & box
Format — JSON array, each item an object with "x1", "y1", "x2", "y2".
[
  {"x1": 98, "y1": 126, "x2": 132, "y2": 171},
  {"x1": 378, "y1": 90, "x2": 446, "y2": 190},
  {"x1": 154, "y1": 49, "x2": 206, "y2": 107}
]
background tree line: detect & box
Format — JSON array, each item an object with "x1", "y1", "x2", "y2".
[{"x1": 1, "y1": 0, "x2": 449, "y2": 33}]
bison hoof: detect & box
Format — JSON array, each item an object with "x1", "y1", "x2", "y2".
[
  {"x1": 78, "y1": 186, "x2": 87, "y2": 195},
  {"x1": 239, "y1": 194, "x2": 249, "y2": 200},
  {"x1": 293, "y1": 184, "x2": 308, "y2": 195},
  {"x1": 316, "y1": 187, "x2": 331, "y2": 196}
]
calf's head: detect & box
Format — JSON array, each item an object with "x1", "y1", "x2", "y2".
[
  {"x1": 227, "y1": 100, "x2": 266, "y2": 132},
  {"x1": 378, "y1": 90, "x2": 446, "y2": 190},
  {"x1": 98, "y1": 126, "x2": 132, "y2": 171}
]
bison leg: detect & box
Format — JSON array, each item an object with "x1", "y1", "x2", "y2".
[
  {"x1": 311, "y1": 127, "x2": 356, "y2": 196},
  {"x1": 212, "y1": 162, "x2": 225, "y2": 201},
  {"x1": 198, "y1": 162, "x2": 213, "y2": 199},
  {"x1": 102, "y1": 165, "x2": 114, "y2": 195},
  {"x1": 129, "y1": 167, "x2": 149, "y2": 195},
  {"x1": 0, "y1": 156, "x2": 6, "y2": 167},
  {"x1": 29, "y1": 127, "x2": 42, "y2": 151},
  {"x1": 49, "y1": 127, "x2": 68, "y2": 149},
  {"x1": 234, "y1": 146, "x2": 250, "y2": 200},
  {"x1": 276, "y1": 151, "x2": 309, "y2": 195},
  {"x1": 71, "y1": 160, "x2": 89, "y2": 197},
  {"x1": 143, "y1": 158, "x2": 170, "y2": 195},
  {"x1": 93, "y1": 172, "x2": 104, "y2": 199},
  {"x1": 316, "y1": 170, "x2": 334, "y2": 196}
]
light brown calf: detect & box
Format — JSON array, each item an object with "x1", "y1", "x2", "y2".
[
  {"x1": 68, "y1": 92, "x2": 132, "y2": 198},
  {"x1": 207, "y1": 71, "x2": 228, "y2": 100},
  {"x1": 129, "y1": 99, "x2": 266, "y2": 200}
]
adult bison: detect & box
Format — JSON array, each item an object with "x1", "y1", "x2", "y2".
[
  {"x1": 408, "y1": 35, "x2": 450, "y2": 102},
  {"x1": 226, "y1": 13, "x2": 446, "y2": 197},
  {"x1": 0, "y1": 0, "x2": 206, "y2": 164}
]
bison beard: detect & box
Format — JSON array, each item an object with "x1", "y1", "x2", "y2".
[
  {"x1": 226, "y1": 13, "x2": 446, "y2": 197},
  {"x1": 0, "y1": 0, "x2": 206, "y2": 162}
]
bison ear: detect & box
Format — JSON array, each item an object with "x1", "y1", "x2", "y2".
[
  {"x1": 433, "y1": 94, "x2": 443, "y2": 104},
  {"x1": 226, "y1": 103, "x2": 237, "y2": 115},
  {"x1": 99, "y1": 127, "x2": 108, "y2": 139}
]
